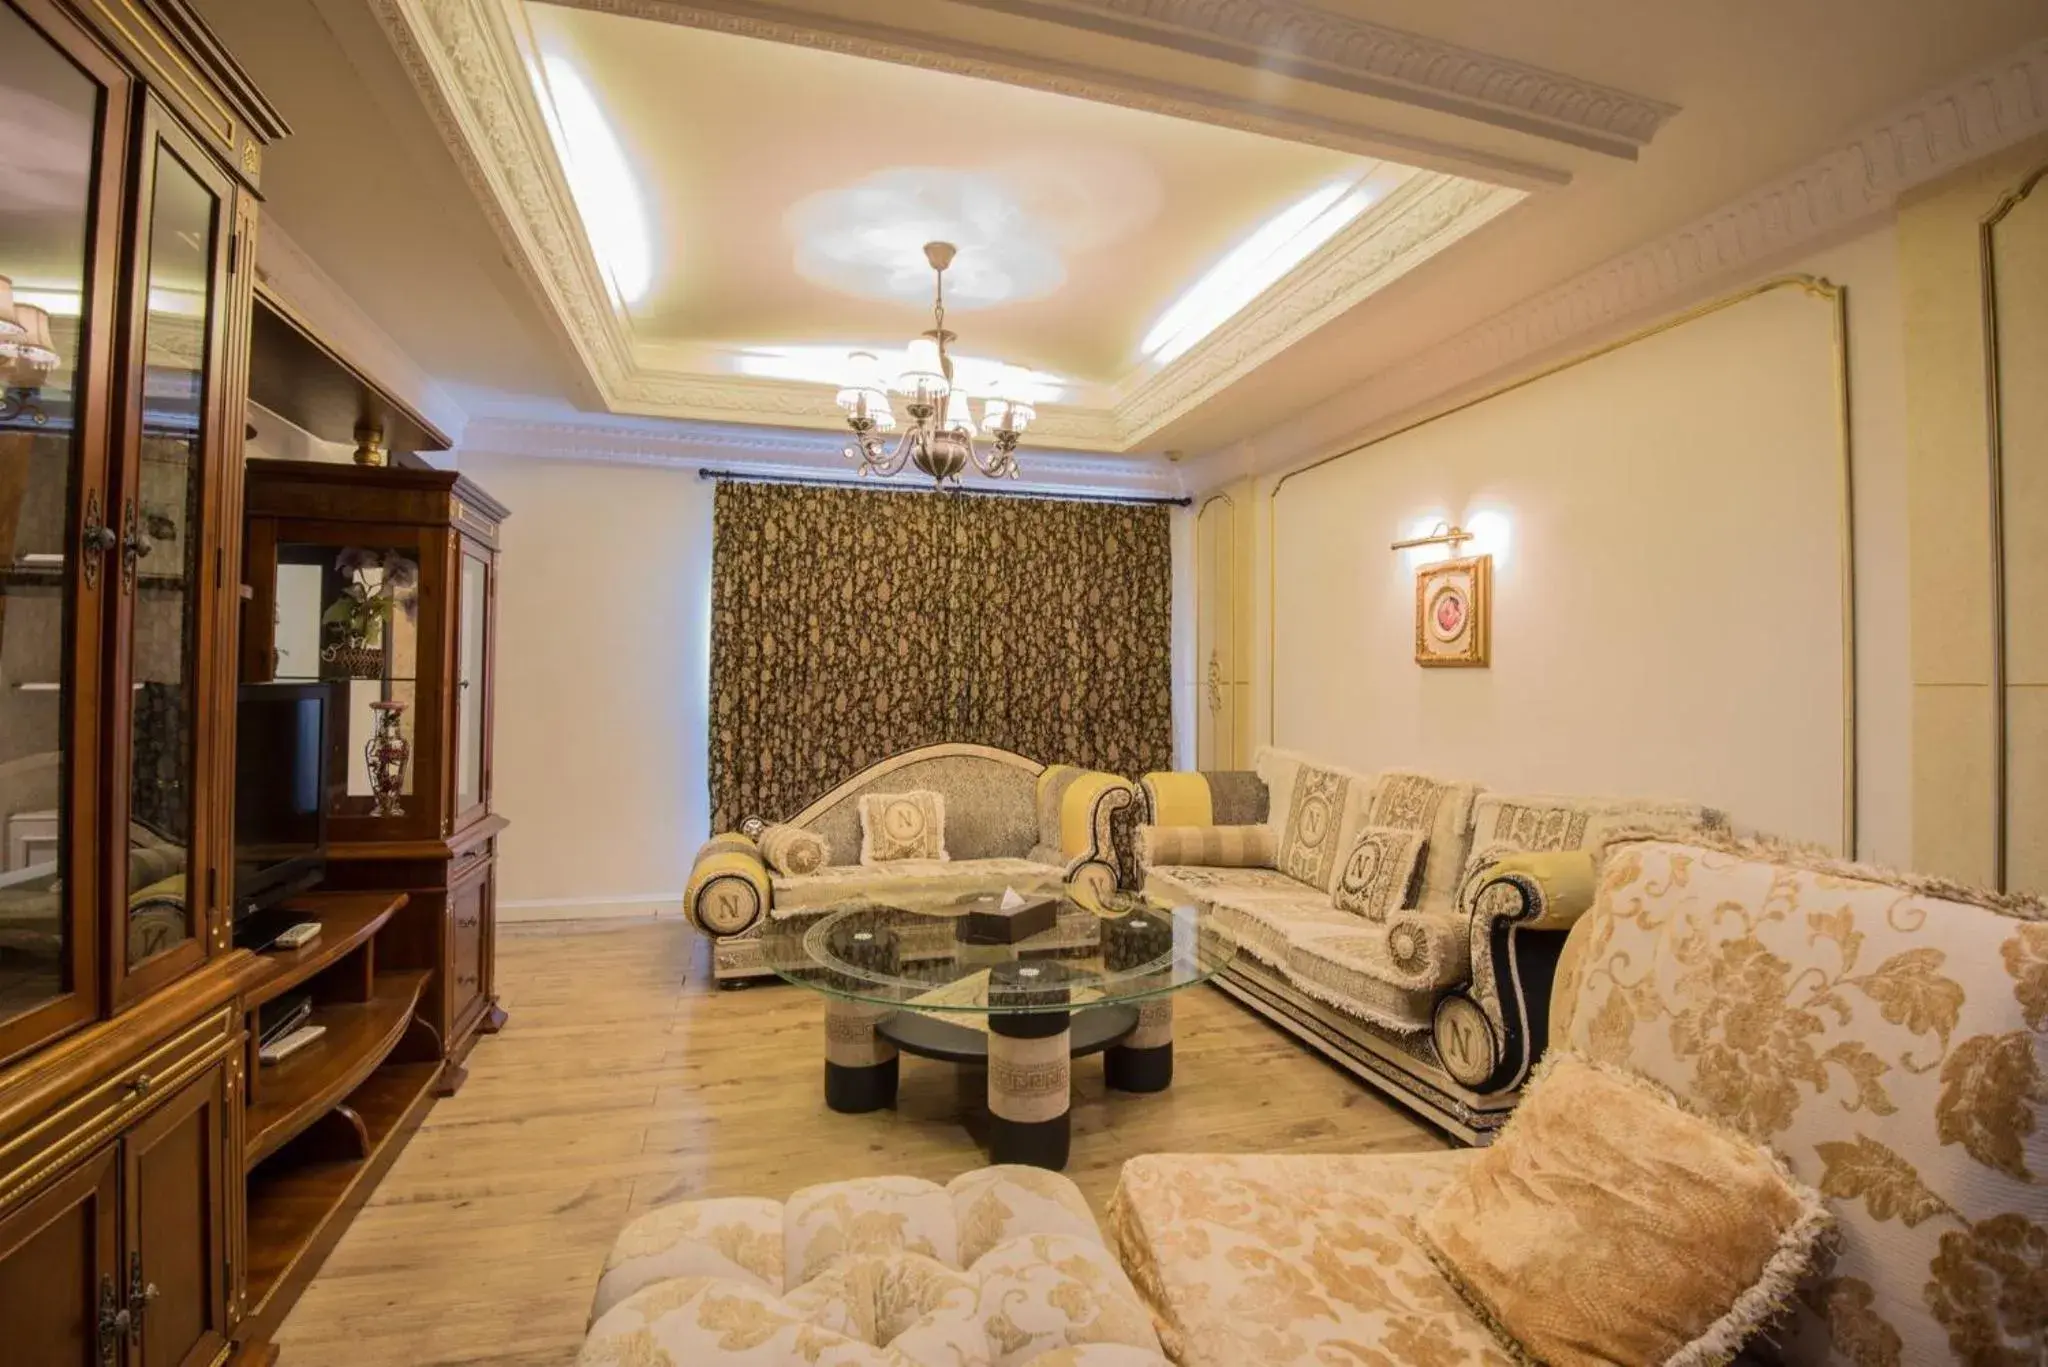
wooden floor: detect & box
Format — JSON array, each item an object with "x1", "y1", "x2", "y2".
[{"x1": 272, "y1": 917, "x2": 1444, "y2": 1366}]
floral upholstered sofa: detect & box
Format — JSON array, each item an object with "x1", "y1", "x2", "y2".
[
  {"x1": 684, "y1": 742, "x2": 1137, "y2": 986},
  {"x1": 579, "y1": 1165, "x2": 1175, "y2": 1366},
  {"x1": 1111, "y1": 834, "x2": 2048, "y2": 1366},
  {"x1": 1139, "y1": 746, "x2": 1726, "y2": 1141}
]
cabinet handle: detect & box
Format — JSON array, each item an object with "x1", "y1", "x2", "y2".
[
  {"x1": 81, "y1": 491, "x2": 115, "y2": 591},
  {"x1": 456, "y1": 915, "x2": 479, "y2": 930},
  {"x1": 122, "y1": 1073, "x2": 155, "y2": 1102},
  {"x1": 97, "y1": 1274, "x2": 121, "y2": 1366},
  {"x1": 127, "y1": 1251, "x2": 157, "y2": 1344},
  {"x1": 119, "y1": 498, "x2": 146, "y2": 592}
]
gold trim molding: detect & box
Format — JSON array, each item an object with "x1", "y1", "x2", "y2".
[
  {"x1": 368, "y1": 0, "x2": 1524, "y2": 452},
  {"x1": 1264, "y1": 275, "x2": 1858, "y2": 854},
  {"x1": 1979, "y1": 161, "x2": 2048, "y2": 892}
]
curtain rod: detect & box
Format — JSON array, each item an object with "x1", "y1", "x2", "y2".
[{"x1": 696, "y1": 467, "x2": 1191, "y2": 507}]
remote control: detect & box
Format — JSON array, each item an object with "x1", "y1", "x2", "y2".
[
  {"x1": 271, "y1": 922, "x2": 322, "y2": 950},
  {"x1": 259, "y1": 1023, "x2": 326, "y2": 1064}
]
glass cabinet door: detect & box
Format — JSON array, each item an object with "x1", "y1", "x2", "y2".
[
  {"x1": 111, "y1": 109, "x2": 231, "y2": 1003},
  {"x1": 269, "y1": 535, "x2": 426, "y2": 823},
  {"x1": 0, "y1": 0, "x2": 129, "y2": 1061},
  {"x1": 454, "y1": 547, "x2": 489, "y2": 820}
]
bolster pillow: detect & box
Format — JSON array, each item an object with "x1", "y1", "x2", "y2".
[
  {"x1": 1139, "y1": 824, "x2": 1278, "y2": 869},
  {"x1": 757, "y1": 822, "x2": 828, "y2": 877}
]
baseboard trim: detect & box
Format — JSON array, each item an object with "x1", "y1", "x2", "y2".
[{"x1": 497, "y1": 894, "x2": 673, "y2": 923}]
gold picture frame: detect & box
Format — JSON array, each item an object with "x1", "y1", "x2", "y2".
[{"x1": 1415, "y1": 555, "x2": 1491, "y2": 667}]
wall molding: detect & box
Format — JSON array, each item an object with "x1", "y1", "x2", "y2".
[
  {"x1": 1195, "y1": 38, "x2": 2048, "y2": 490},
  {"x1": 498, "y1": 894, "x2": 672, "y2": 922},
  {"x1": 1266, "y1": 277, "x2": 1859, "y2": 855},
  {"x1": 369, "y1": 0, "x2": 1528, "y2": 455},
  {"x1": 947, "y1": 0, "x2": 1677, "y2": 157},
  {"x1": 455, "y1": 413, "x2": 1189, "y2": 495}
]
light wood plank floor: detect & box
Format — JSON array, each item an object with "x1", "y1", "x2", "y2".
[{"x1": 274, "y1": 917, "x2": 1443, "y2": 1366}]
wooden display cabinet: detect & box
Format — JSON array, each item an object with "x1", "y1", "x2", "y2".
[
  {"x1": 240, "y1": 461, "x2": 509, "y2": 1092},
  {"x1": 0, "y1": 0, "x2": 284, "y2": 1359}
]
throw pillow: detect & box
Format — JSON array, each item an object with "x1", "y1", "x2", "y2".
[
  {"x1": 1275, "y1": 764, "x2": 1355, "y2": 889},
  {"x1": 1416, "y1": 1053, "x2": 1832, "y2": 1367},
  {"x1": 1328, "y1": 826, "x2": 1426, "y2": 922},
  {"x1": 857, "y1": 790, "x2": 949, "y2": 864},
  {"x1": 1138, "y1": 824, "x2": 1277, "y2": 869},
  {"x1": 757, "y1": 822, "x2": 829, "y2": 877}
]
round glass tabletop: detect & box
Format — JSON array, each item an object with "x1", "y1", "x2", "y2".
[{"x1": 758, "y1": 872, "x2": 1238, "y2": 1014}]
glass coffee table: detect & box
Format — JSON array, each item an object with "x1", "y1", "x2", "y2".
[{"x1": 760, "y1": 873, "x2": 1237, "y2": 1170}]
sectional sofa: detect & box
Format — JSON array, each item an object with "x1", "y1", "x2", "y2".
[
  {"x1": 682, "y1": 742, "x2": 1138, "y2": 986},
  {"x1": 1138, "y1": 746, "x2": 1727, "y2": 1141}
]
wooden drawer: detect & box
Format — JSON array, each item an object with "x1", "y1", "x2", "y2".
[
  {"x1": 448, "y1": 833, "x2": 494, "y2": 885},
  {"x1": 0, "y1": 1005, "x2": 237, "y2": 1219}
]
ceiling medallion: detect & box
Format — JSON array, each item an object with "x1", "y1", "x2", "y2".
[{"x1": 833, "y1": 241, "x2": 1035, "y2": 486}]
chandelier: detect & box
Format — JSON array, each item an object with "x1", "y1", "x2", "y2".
[{"x1": 833, "y1": 242, "x2": 1035, "y2": 486}]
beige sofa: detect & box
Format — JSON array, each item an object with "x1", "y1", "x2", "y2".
[
  {"x1": 1141, "y1": 746, "x2": 1725, "y2": 1141},
  {"x1": 1112, "y1": 834, "x2": 2048, "y2": 1366},
  {"x1": 683, "y1": 742, "x2": 1137, "y2": 985}
]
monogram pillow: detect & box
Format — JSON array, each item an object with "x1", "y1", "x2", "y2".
[
  {"x1": 857, "y1": 790, "x2": 949, "y2": 864},
  {"x1": 1276, "y1": 765, "x2": 1356, "y2": 889},
  {"x1": 1329, "y1": 826, "x2": 1427, "y2": 922}
]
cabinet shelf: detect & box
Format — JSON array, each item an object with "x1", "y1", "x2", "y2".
[
  {"x1": 245, "y1": 967, "x2": 430, "y2": 1166},
  {"x1": 242, "y1": 892, "x2": 409, "y2": 1011},
  {"x1": 243, "y1": 1060, "x2": 440, "y2": 1312}
]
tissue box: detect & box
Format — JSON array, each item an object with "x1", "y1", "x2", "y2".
[{"x1": 955, "y1": 891, "x2": 1059, "y2": 945}]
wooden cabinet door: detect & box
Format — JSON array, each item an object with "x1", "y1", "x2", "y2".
[
  {"x1": 448, "y1": 871, "x2": 486, "y2": 1034},
  {"x1": 0, "y1": 0, "x2": 134, "y2": 1066},
  {"x1": 0, "y1": 1142, "x2": 121, "y2": 1367},
  {"x1": 122, "y1": 1057, "x2": 230, "y2": 1367},
  {"x1": 106, "y1": 101, "x2": 240, "y2": 1009}
]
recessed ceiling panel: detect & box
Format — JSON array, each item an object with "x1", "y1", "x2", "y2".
[{"x1": 523, "y1": 2, "x2": 1376, "y2": 385}]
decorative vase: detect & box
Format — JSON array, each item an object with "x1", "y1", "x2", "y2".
[
  {"x1": 322, "y1": 640, "x2": 385, "y2": 681},
  {"x1": 365, "y1": 700, "x2": 409, "y2": 817}
]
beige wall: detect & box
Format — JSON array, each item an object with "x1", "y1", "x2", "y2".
[
  {"x1": 1899, "y1": 135, "x2": 2048, "y2": 891},
  {"x1": 463, "y1": 453, "x2": 713, "y2": 918},
  {"x1": 1249, "y1": 224, "x2": 1916, "y2": 861}
]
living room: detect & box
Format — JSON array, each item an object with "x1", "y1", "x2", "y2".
[{"x1": 0, "y1": 1, "x2": 2043, "y2": 1364}]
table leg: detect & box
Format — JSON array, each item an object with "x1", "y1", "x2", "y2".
[
  {"x1": 1106, "y1": 997, "x2": 1174, "y2": 1092},
  {"x1": 824, "y1": 998, "x2": 898, "y2": 1113},
  {"x1": 988, "y1": 1007, "x2": 1071, "y2": 1170}
]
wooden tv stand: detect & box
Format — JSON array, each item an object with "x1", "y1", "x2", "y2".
[{"x1": 231, "y1": 892, "x2": 443, "y2": 1356}]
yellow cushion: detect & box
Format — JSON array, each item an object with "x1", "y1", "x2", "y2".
[
  {"x1": 1475, "y1": 848, "x2": 1598, "y2": 928},
  {"x1": 1417, "y1": 1053, "x2": 1832, "y2": 1367},
  {"x1": 1140, "y1": 771, "x2": 1212, "y2": 827},
  {"x1": 1056, "y1": 772, "x2": 1118, "y2": 858},
  {"x1": 129, "y1": 873, "x2": 186, "y2": 909}
]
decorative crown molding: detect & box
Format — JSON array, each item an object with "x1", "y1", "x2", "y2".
[
  {"x1": 372, "y1": 0, "x2": 1528, "y2": 455},
  {"x1": 454, "y1": 413, "x2": 1188, "y2": 494},
  {"x1": 551, "y1": 0, "x2": 1578, "y2": 187},
  {"x1": 947, "y1": 0, "x2": 1678, "y2": 157},
  {"x1": 1116, "y1": 173, "x2": 1522, "y2": 443},
  {"x1": 1196, "y1": 36, "x2": 2048, "y2": 488}
]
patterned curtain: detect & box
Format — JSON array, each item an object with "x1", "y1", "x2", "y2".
[{"x1": 708, "y1": 480, "x2": 1173, "y2": 832}]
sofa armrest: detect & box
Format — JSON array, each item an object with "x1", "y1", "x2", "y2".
[
  {"x1": 1433, "y1": 851, "x2": 1600, "y2": 1097},
  {"x1": 683, "y1": 833, "x2": 772, "y2": 938},
  {"x1": 1038, "y1": 767, "x2": 1139, "y2": 887}
]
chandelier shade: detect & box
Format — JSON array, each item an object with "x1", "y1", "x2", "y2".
[
  {"x1": 8, "y1": 304, "x2": 58, "y2": 369},
  {"x1": 0, "y1": 275, "x2": 23, "y2": 340}
]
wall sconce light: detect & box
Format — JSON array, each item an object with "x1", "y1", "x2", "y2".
[{"x1": 1389, "y1": 521, "x2": 1472, "y2": 554}]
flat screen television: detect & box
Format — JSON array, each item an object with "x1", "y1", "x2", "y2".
[{"x1": 233, "y1": 682, "x2": 338, "y2": 933}]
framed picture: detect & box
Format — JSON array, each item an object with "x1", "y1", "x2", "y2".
[{"x1": 1415, "y1": 554, "x2": 1491, "y2": 667}]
